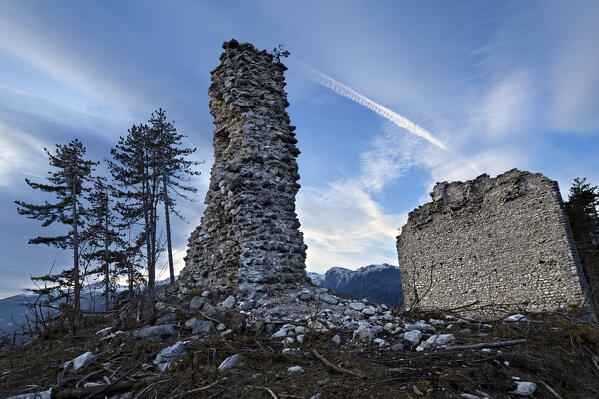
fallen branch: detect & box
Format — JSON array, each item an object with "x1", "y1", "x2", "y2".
[
  {"x1": 539, "y1": 381, "x2": 564, "y2": 399},
  {"x1": 164, "y1": 377, "x2": 229, "y2": 399},
  {"x1": 443, "y1": 339, "x2": 527, "y2": 351},
  {"x1": 56, "y1": 377, "x2": 157, "y2": 399},
  {"x1": 311, "y1": 348, "x2": 367, "y2": 379},
  {"x1": 75, "y1": 369, "x2": 105, "y2": 388},
  {"x1": 199, "y1": 310, "x2": 220, "y2": 324},
  {"x1": 255, "y1": 386, "x2": 278, "y2": 399},
  {"x1": 133, "y1": 378, "x2": 170, "y2": 399}
]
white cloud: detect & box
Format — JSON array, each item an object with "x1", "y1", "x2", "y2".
[
  {"x1": 0, "y1": 123, "x2": 48, "y2": 189},
  {"x1": 549, "y1": 13, "x2": 599, "y2": 133},
  {"x1": 298, "y1": 182, "x2": 404, "y2": 274},
  {"x1": 470, "y1": 71, "x2": 532, "y2": 139}
]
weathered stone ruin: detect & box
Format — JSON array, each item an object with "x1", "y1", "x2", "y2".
[
  {"x1": 397, "y1": 169, "x2": 593, "y2": 316},
  {"x1": 180, "y1": 39, "x2": 308, "y2": 299}
]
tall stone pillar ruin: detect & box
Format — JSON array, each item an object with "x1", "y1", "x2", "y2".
[{"x1": 180, "y1": 39, "x2": 308, "y2": 299}]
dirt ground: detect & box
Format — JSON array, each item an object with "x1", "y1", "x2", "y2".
[{"x1": 1, "y1": 311, "x2": 598, "y2": 398}]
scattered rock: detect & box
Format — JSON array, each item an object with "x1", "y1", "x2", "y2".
[
  {"x1": 353, "y1": 323, "x2": 376, "y2": 343},
  {"x1": 413, "y1": 385, "x2": 424, "y2": 396},
  {"x1": 417, "y1": 333, "x2": 455, "y2": 350},
  {"x1": 156, "y1": 312, "x2": 177, "y2": 325},
  {"x1": 298, "y1": 288, "x2": 313, "y2": 300},
  {"x1": 404, "y1": 321, "x2": 435, "y2": 333},
  {"x1": 361, "y1": 306, "x2": 376, "y2": 316},
  {"x1": 349, "y1": 302, "x2": 366, "y2": 311},
  {"x1": 135, "y1": 325, "x2": 176, "y2": 341},
  {"x1": 66, "y1": 352, "x2": 95, "y2": 372},
  {"x1": 295, "y1": 326, "x2": 307, "y2": 334},
  {"x1": 504, "y1": 314, "x2": 527, "y2": 322},
  {"x1": 272, "y1": 324, "x2": 296, "y2": 338},
  {"x1": 512, "y1": 381, "x2": 536, "y2": 396},
  {"x1": 185, "y1": 318, "x2": 214, "y2": 335},
  {"x1": 331, "y1": 334, "x2": 341, "y2": 344},
  {"x1": 220, "y1": 295, "x2": 236, "y2": 309},
  {"x1": 95, "y1": 326, "x2": 112, "y2": 335},
  {"x1": 391, "y1": 343, "x2": 404, "y2": 351},
  {"x1": 287, "y1": 365, "x2": 304, "y2": 374},
  {"x1": 403, "y1": 330, "x2": 422, "y2": 344},
  {"x1": 190, "y1": 296, "x2": 208, "y2": 310},
  {"x1": 318, "y1": 293, "x2": 338, "y2": 305},
  {"x1": 200, "y1": 303, "x2": 218, "y2": 318},
  {"x1": 154, "y1": 341, "x2": 188, "y2": 372},
  {"x1": 5, "y1": 388, "x2": 52, "y2": 399},
  {"x1": 218, "y1": 354, "x2": 241, "y2": 371}
]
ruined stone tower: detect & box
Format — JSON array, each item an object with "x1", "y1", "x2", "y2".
[
  {"x1": 397, "y1": 169, "x2": 593, "y2": 317},
  {"x1": 180, "y1": 39, "x2": 308, "y2": 299}
]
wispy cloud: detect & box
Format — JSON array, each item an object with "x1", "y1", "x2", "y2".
[
  {"x1": 471, "y1": 71, "x2": 532, "y2": 139},
  {"x1": 302, "y1": 64, "x2": 448, "y2": 150},
  {"x1": 0, "y1": 122, "x2": 48, "y2": 189}
]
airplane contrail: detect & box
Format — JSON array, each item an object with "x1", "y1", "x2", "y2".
[{"x1": 303, "y1": 65, "x2": 448, "y2": 151}]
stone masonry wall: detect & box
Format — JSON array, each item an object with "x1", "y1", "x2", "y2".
[
  {"x1": 397, "y1": 169, "x2": 592, "y2": 316},
  {"x1": 180, "y1": 39, "x2": 308, "y2": 299}
]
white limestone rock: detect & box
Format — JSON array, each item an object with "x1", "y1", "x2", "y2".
[
  {"x1": 403, "y1": 329, "x2": 422, "y2": 344},
  {"x1": 154, "y1": 341, "x2": 189, "y2": 372},
  {"x1": 219, "y1": 354, "x2": 241, "y2": 371},
  {"x1": 512, "y1": 381, "x2": 536, "y2": 396}
]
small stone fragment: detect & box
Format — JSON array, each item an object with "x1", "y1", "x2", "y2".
[
  {"x1": 512, "y1": 381, "x2": 536, "y2": 396},
  {"x1": 362, "y1": 306, "x2": 376, "y2": 316},
  {"x1": 287, "y1": 365, "x2": 304, "y2": 374},
  {"x1": 349, "y1": 302, "x2": 366, "y2": 311},
  {"x1": 185, "y1": 318, "x2": 214, "y2": 335},
  {"x1": 218, "y1": 354, "x2": 241, "y2": 371},
  {"x1": 391, "y1": 343, "x2": 404, "y2": 351},
  {"x1": 403, "y1": 330, "x2": 422, "y2": 344},
  {"x1": 220, "y1": 295, "x2": 236, "y2": 309}
]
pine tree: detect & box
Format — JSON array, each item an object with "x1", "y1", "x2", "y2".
[
  {"x1": 83, "y1": 176, "x2": 121, "y2": 311},
  {"x1": 149, "y1": 108, "x2": 200, "y2": 284},
  {"x1": 109, "y1": 124, "x2": 162, "y2": 304},
  {"x1": 566, "y1": 177, "x2": 599, "y2": 314},
  {"x1": 15, "y1": 139, "x2": 96, "y2": 312}
]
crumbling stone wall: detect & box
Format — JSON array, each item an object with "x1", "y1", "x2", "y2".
[
  {"x1": 397, "y1": 169, "x2": 592, "y2": 316},
  {"x1": 180, "y1": 39, "x2": 308, "y2": 299}
]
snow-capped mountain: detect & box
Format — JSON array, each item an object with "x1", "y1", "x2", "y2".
[{"x1": 308, "y1": 263, "x2": 403, "y2": 307}]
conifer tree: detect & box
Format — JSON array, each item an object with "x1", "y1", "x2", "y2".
[
  {"x1": 83, "y1": 176, "x2": 121, "y2": 310},
  {"x1": 149, "y1": 108, "x2": 200, "y2": 284},
  {"x1": 109, "y1": 124, "x2": 161, "y2": 303},
  {"x1": 566, "y1": 177, "x2": 599, "y2": 314},
  {"x1": 15, "y1": 139, "x2": 96, "y2": 312}
]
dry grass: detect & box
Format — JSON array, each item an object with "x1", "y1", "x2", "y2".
[{"x1": 1, "y1": 310, "x2": 598, "y2": 398}]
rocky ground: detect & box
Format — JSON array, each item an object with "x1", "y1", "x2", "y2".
[{"x1": 1, "y1": 285, "x2": 598, "y2": 398}]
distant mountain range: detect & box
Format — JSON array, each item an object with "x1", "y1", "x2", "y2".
[
  {"x1": 0, "y1": 279, "x2": 171, "y2": 340},
  {"x1": 308, "y1": 263, "x2": 403, "y2": 307}
]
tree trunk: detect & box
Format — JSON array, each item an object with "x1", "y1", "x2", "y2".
[
  {"x1": 104, "y1": 213, "x2": 110, "y2": 311},
  {"x1": 143, "y1": 177, "x2": 155, "y2": 307},
  {"x1": 163, "y1": 176, "x2": 175, "y2": 284},
  {"x1": 72, "y1": 180, "x2": 80, "y2": 314}
]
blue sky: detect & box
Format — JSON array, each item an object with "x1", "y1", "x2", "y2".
[{"x1": 1, "y1": 1, "x2": 598, "y2": 298}]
